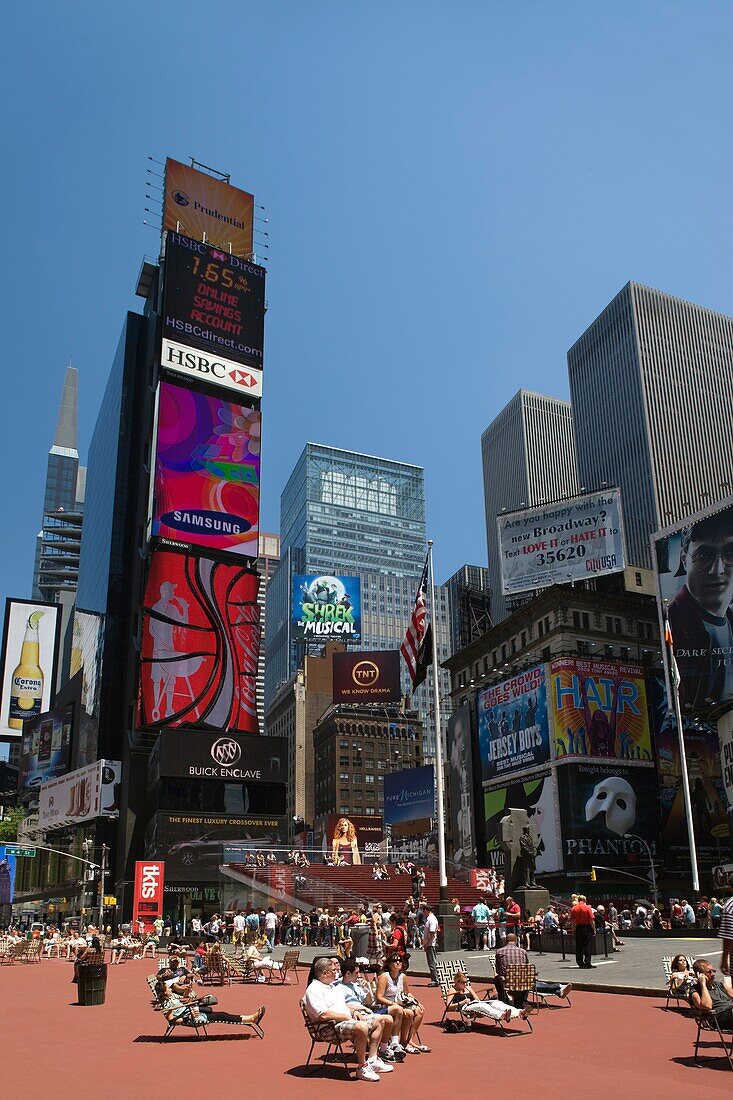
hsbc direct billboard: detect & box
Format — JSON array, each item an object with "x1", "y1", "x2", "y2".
[{"x1": 149, "y1": 730, "x2": 287, "y2": 784}]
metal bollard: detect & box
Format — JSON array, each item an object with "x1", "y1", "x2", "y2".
[
  {"x1": 536, "y1": 926, "x2": 544, "y2": 955},
  {"x1": 602, "y1": 923, "x2": 609, "y2": 958},
  {"x1": 560, "y1": 928, "x2": 566, "y2": 961}
]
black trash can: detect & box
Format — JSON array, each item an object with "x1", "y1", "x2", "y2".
[{"x1": 77, "y1": 963, "x2": 108, "y2": 1006}]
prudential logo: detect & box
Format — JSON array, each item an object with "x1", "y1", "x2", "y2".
[
  {"x1": 211, "y1": 738, "x2": 241, "y2": 766},
  {"x1": 172, "y1": 189, "x2": 190, "y2": 207}
]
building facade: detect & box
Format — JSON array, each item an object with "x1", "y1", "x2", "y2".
[
  {"x1": 568, "y1": 282, "x2": 733, "y2": 568},
  {"x1": 482, "y1": 390, "x2": 579, "y2": 624},
  {"x1": 313, "y1": 704, "x2": 424, "y2": 820},
  {"x1": 444, "y1": 564, "x2": 492, "y2": 656}
]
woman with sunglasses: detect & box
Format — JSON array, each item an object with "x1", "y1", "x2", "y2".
[{"x1": 375, "y1": 953, "x2": 430, "y2": 1053}]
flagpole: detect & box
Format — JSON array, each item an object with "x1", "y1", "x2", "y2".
[
  {"x1": 663, "y1": 600, "x2": 700, "y2": 897},
  {"x1": 427, "y1": 539, "x2": 448, "y2": 900}
]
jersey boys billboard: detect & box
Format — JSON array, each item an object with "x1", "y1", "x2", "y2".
[
  {"x1": 477, "y1": 664, "x2": 550, "y2": 783},
  {"x1": 152, "y1": 381, "x2": 261, "y2": 558},
  {"x1": 549, "y1": 658, "x2": 653, "y2": 762},
  {"x1": 497, "y1": 489, "x2": 626, "y2": 596},
  {"x1": 292, "y1": 575, "x2": 361, "y2": 641},
  {"x1": 137, "y1": 549, "x2": 260, "y2": 734}
]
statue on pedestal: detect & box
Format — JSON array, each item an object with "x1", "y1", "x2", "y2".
[{"x1": 499, "y1": 808, "x2": 540, "y2": 894}]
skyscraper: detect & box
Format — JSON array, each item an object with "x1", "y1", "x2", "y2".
[
  {"x1": 32, "y1": 366, "x2": 86, "y2": 604},
  {"x1": 444, "y1": 564, "x2": 492, "y2": 656},
  {"x1": 265, "y1": 443, "x2": 451, "y2": 762},
  {"x1": 482, "y1": 390, "x2": 579, "y2": 623},
  {"x1": 568, "y1": 281, "x2": 733, "y2": 568}
]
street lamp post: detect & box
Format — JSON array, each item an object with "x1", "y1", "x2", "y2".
[{"x1": 624, "y1": 833, "x2": 658, "y2": 909}]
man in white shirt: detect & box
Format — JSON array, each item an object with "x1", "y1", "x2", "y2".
[
  {"x1": 422, "y1": 904, "x2": 440, "y2": 985},
  {"x1": 233, "y1": 911, "x2": 246, "y2": 952},
  {"x1": 304, "y1": 957, "x2": 393, "y2": 1082}
]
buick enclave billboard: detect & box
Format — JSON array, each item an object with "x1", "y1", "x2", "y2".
[{"x1": 149, "y1": 730, "x2": 286, "y2": 784}]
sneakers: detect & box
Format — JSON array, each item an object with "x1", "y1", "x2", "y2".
[
  {"x1": 358, "y1": 1064, "x2": 381, "y2": 1082},
  {"x1": 369, "y1": 1057, "x2": 394, "y2": 1073},
  {"x1": 379, "y1": 1046, "x2": 403, "y2": 1063},
  {"x1": 559, "y1": 983, "x2": 572, "y2": 998},
  {"x1": 389, "y1": 1042, "x2": 407, "y2": 1059}
]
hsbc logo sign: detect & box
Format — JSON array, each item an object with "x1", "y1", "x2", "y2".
[{"x1": 161, "y1": 338, "x2": 263, "y2": 398}]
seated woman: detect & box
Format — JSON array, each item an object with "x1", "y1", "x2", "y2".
[
  {"x1": 336, "y1": 935, "x2": 355, "y2": 962},
  {"x1": 43, "y1": 929, "x2": 62, "y2": 957},
  {"x1": 375, "y1": 953, "x2": 429, "y2": 1054},
  {"x1": 242, "y1": 942, "x2": 285, "y2": 979},
  {"x1": 668, "y1": 954, "x2": 695, "y2": 1000},
  {"x1": 155, "y1": 977, "x2": 266, "y2": 1030},
  {"x1": 109, "y1": 933, "x2": 127, "y2": 965},
  {"x1": 142, "y1": 932, "x2": 158, "y2": 959},
  {"x1": 446, "y1": 971, "x2": 530, "y2": 1026},
  {"x1": 72, "y1": 935, "x2": 104, "y2": 983}
]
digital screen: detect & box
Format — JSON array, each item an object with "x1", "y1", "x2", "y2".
[
  {"x1": 18, "y1": 699, "x2": 74, "y2": 790},
  {"x1": 163, "y1": 231, "x2": 265, "y2": 375},
  {"x1": 549, "y1": 658, "x2": 652, "y2": 762},
  {"x1": 152, "y1": 381, "x2": 261, "y2": 558},
  {"x1": 137, "y1": 548, "x2": 260, "y2": 734}
]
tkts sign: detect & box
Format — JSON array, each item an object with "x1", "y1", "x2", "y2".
[{"x1": 132, "y1": 861, "x2": 165, "y2": 933}]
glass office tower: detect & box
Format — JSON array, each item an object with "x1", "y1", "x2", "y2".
[{"x1": 266, "y1": 443, "x2": 450, "y2": 761}]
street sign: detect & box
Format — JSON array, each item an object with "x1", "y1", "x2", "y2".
[{"x1": 4, "y1": 845, "x2": 36, "y2": 857}]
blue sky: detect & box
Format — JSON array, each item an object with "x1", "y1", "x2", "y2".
[{"x1": 1, "y1": 0, "x2": 732, "y2": 609}]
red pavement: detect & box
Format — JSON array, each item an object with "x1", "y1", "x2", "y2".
[{"x1": 2, "y1": 958, "x2": 731, "y2": 1098}]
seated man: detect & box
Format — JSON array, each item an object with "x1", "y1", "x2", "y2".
[
  {"x1": 447, "y1": 971, "x2": 530, "y2": 1026},
  {"x1": 494, "y1": 933, "x2": 572, "y2": 1004},
  {"x1": 339, "y1": 956, "x2": 405, "y2": 1061},
  {"x1": 691, "y1": 960, "x2": 733, "y2": 1026},
  {"x1": 303, "y1": 957, "x2": 394, "y2": 1082}
]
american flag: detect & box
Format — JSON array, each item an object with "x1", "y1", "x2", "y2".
[{"x1": 401, "y1": 554, "x2": 432, "y2": 692}]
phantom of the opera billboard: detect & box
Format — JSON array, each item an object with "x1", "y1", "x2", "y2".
[
  {"x1": 164, "y1": 158, "x2": 254, "y2": 259},
  {"x1": 654, "y1": 497, "x2": 733, "y2": 714},
  {"x1": 497, "y1": 488, "x2": 626, "y2": 596},
  {"x1": 483, "y1": 773, "x2": 561, "y2": 873},
  {"x1": 477, "y1": 664, "x2": 551, "y2": 783},
  {"x1": 292, "y1": 575, "x2": 361, "y2": 641},
  {"x1": 332, "y1": 650, "x2": 401, "y2": 703},
  {"x1": 549, "y1": 658, "x2": 653, "y2": 762},
  {"x1": 137, "y1": 548, "x2": 260, "y2": 734},
  {"x1": 557, "y1": 762, "x2": 659, "y2": 873},
  {"x1": 151, "y1": 381, "x2": 261, "y2": 559}
]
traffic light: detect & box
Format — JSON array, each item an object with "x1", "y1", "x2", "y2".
[{"x1": 590, "y1": 868, "x2": 597, "y2": 882}]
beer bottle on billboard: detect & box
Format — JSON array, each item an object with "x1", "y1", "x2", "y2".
[{"x1": 8, "y1": 611, "x2": 45, "y2": 730}]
